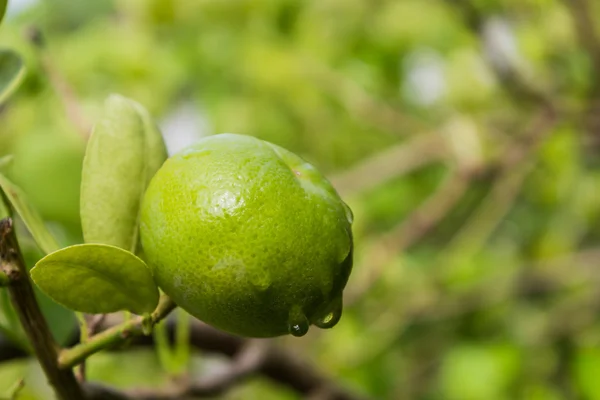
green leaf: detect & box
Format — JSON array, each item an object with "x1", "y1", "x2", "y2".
[
  {"x1": 0, "y1": 196, "x2": 7, "y2": 220},
  {"x1": 0, "y1": 0, "x2": 6, "y2": 26},
  {"x1": 0, "y1": 49, "x2": 25, "y2": 105},
  {"x1": 0, "y1": 173, "x2": 59, "y2": 254},
  {"x1": 30, "y1": 243, "x2": 159, "y2": 315},
  {"x1": 81, "y1": 94, "x2": 167, "y2": 252},
  {"x1": 132, "y1": 101, "x2": 168, "y2": 186}
]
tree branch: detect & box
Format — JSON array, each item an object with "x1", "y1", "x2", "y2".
[
  {"x1": 563, "y1": 0, "x2": 600, "y2": 94},
  {"x1": 130, "y1": 339, "x2": 270, "y2": 399},
  {"x1": 346, "y1": 167, "x2": 474, "y2": 305},
  {"x1": 444, "y1": 0, "x2": 554, "y2": 107},
  {"x1": 442, "y1": 106, "x2": 558, "y2": 260},
  {"x1": 58, "y1": 295, "x2": 177, "y2": 369},
  {"x1": 14, "y1": 319, "x2": 369, "y2": 400},
  {"x1": 24, "y1": 26, "x2": 91, "y2": 138},
  {"x1": 0, "y1": 218, "x2": 84, "y2": 400},
  {"x1": 330, "y1": 131, "x2": 448, "y2": 197}
]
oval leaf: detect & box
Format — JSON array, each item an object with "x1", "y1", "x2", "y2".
[
  {"x1": 132, "y1": 101, "x2": 168, "y2": 186},
  {"x1": 30, "y1": 243, "x2": 159, "y2": 315},
  {"x1": 0, "y1": 173, "x2": 59, "y2": 254},
  {"x1": 0, "y1": 49, "x2": 25, "y2": 105},
  {"x1": 81, "y1": 94, "x2": 146, "y2": 251}
]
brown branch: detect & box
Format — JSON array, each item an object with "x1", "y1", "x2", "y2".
[
  {"x1": 0, "y1": 218, "x2": 84, "y2": 400},
  {"x1": 300, "y1": 56, "x2": 425, "y2": 137},
  {"x1": 444, "y1": 0, "x2": 554, "y2": 107},
  {"x1": 346, "y1": 167, "x2": 474, "y2": 304},
  {"x1": 130, "y1": 339, "x2": 270, "y2": 399},
  {"x1": 563, "y1": 0, "x2": 600, "y2": 93},
  {"x1": 24, "y1": 27, "x2": 91, "y2": 138},
  {"x1": 72, "y1": 318, "x2": 370, "y2": 400},
  {"x1": 442, "y1": 106, "x2": 558, "y2": 260},
  {"x1": 330, "y1": 131, "x2": 447, "y2": 197}
]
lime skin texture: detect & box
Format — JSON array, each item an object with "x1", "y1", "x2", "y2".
[{"x1": 140, "y1": 133, "x2": 353, "y2": 338}]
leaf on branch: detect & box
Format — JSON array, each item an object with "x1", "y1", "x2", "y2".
[
  {"x1": 30, "y1": 243, "x2": 159, "y2": 315},
  {"x1": 0, "y1": 173, "x2": 59, "y2": 254},
  {"x1": 132, "y1": 101, "x2": 168, "y2": 187},
  {"x1": 80, "y1": 94, "x2": 167, "y2": 252},
  {"x1": 0, "y1": 49, "x2": 26, "y2": 105}
]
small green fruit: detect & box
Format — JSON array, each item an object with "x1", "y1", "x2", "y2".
[{"x1": 140, "y1": 133, "x2": 353, "y2": 338}]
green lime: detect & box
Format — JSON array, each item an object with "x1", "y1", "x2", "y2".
[{"x1": 140, "y1": 133, "x2": 353, "y2": 337}]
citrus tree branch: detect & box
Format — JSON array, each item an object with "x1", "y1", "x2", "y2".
[
  {"x1": 25, "y1": 26, "x2": 91, "y2": 138},
  {"x1": 74, "y1": 319, "x2": 370, "y2": 400},
  {"x1": 58, "y1": 295, "x2": 177, "y2": 369},
  {"x1": 444, "y1": 0, "x2": 554, "y2": 107},
  {"x1": 563, "y1": 0, "x2": 600, "y2": 93},
  {"x1": 129, "y1": 339, "x2": 270, "y2": 399},
  {"x1": 0, "y1": 218, "x2": 85, "y2": 400},
  {"x1": 330, "y1": 131, "x2": 448, "y2": 197}
]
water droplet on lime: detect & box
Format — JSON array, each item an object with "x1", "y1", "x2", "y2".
[
  {"x1": 314, "y1": 296, "x2": 343, "y2": 329},
  {"x1": 288, "y1": 306, "x2": 309, "y2": 337}
]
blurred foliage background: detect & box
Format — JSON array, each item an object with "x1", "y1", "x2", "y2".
[{"x1": 1, "y1": 0, "x2": 600, "y2": 399}]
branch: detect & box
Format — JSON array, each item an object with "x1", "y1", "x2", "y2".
[
  {"x1": 346, "y1": 167, "x2": 474, "y2": 305},
  {"x1": 300, "y1": 56, "x2": 426, "y2": 137},
  {"x1": 563, "y1": 0, "x2": 600, "y2": 94},
  {"x1": 75, "y1": 319, "x2": 370, "y2": 400},
  {"x1": 0, "y1": 218, "x2": 85, "y2": 400},
  {"x1": 76, "y1": 314, "x2": 107, "y2": 382},
  {"x1": 182, "y1": 322, "x2": 368, "y2": 400},
  {"x1": 24, "y1": 26, "x2": 91, "y2": 138},
  {"x1": 444, "y1": 0, "x2": 554, "y2": 107},
  {"x1": 330, "y1": 131, "x2": 448, "y2": 197},
  {"x1": 129, "y1": 339, "x2": 270, "y2": 399},
  {"x1": 58, "y1": 295, "x2": 177, "y2": 369},
  {"x1": 442, "y1": 106, "x2": 558, "y2": 259}
]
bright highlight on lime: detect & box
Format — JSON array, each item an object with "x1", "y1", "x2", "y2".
[{"x1": 140, "y1": 133, "x2": 353, "y2": 338}]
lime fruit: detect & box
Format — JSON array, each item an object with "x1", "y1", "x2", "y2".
[{"x1": 140, "y1": 133, "x2": 353, "y2": 337}]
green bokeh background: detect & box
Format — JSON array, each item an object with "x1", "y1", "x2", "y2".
[{"x1": 1, "y1": 0, "x2": 600, "y2": 399}]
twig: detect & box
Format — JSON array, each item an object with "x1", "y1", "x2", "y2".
[
  {"x1": 563, "y1": 0, "x2": 600, "y2": 93},
  {"x1": 24, "y1": 27, "x2": 90, "y2": 138},
  {"x1": 300, "y1": 56, "x2": 425, "y2": 136},
  {"x1": 0, "y1": 218, "x2": 84, "y2": 400},
  {"x1": 442, "y1": 106, "x2": 557, "y2": 260},
  {"x1": 330, "y1": 131, "x2": 448, "y2": 197},
  {"x1": 76, "y1": 314, "x2": 107, "y2": 382},
  {"x1": 83, "y1": 319, "x2": 370, "y2": 400},
  {"x1": 130, "y1": 339, "x2": 269, "y2": 399},
  {"x1": 58, "y1": 295, "x2": 177, "y2": 369},
  {"x1": 346, "y1": 168, "x2": 474, "y2": 304},
  {"x1": 445, "y1": 0, "x2": 554, "y2": 107}
]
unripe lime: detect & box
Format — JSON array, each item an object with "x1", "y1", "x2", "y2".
[{"x1": 140, "y1": 133, "x2": 353, "y2": 338}]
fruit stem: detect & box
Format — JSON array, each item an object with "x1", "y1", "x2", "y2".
[{"x1": 58, "y1": 294, "x2": 177, "y2": 369}]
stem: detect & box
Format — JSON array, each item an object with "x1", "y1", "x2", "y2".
[
  {"x1": 0, "y1": 218, "x2": 84, "y2": 400},
  {"x1": 58, "y1": 294, "x2": 177, "y2": 369},
  {"x1": 152, "y1": 319, "x2": 175, "y2": 374},
  {"x1": 75, "y1": 312, "x2": 88, "y2": 382},
  {"x1": 174, "y1": 309, "x2": 191, "y2": 372}
]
